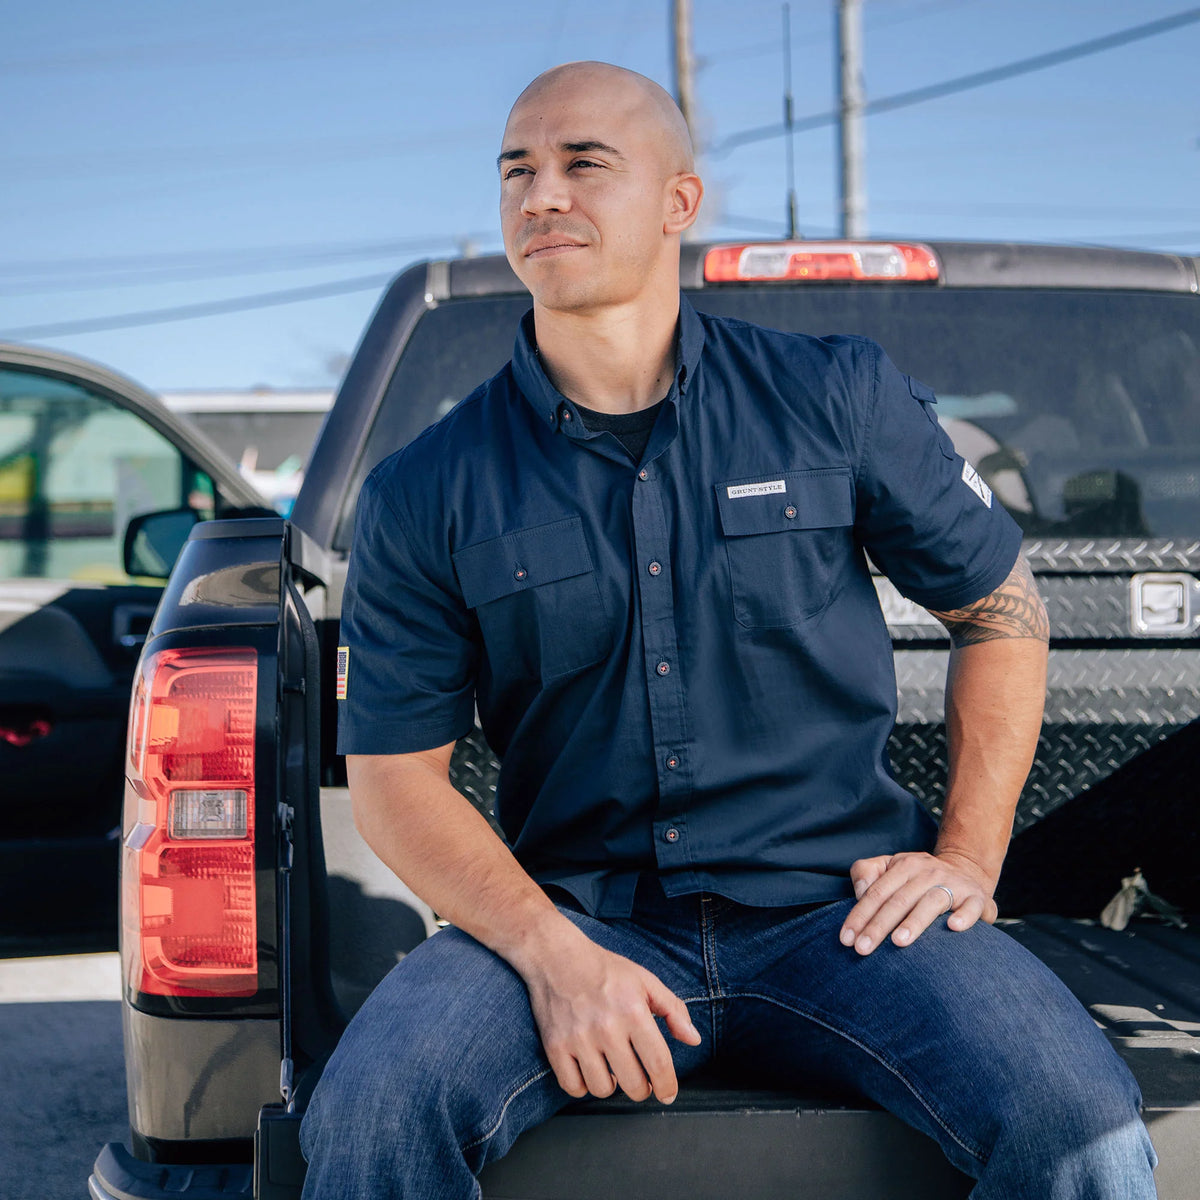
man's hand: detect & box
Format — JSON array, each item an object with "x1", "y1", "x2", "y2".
[
  {"x1": 521, "y1": 932, "x2": 701, "y2": 1104},
  {"x1": 838, "y1": 850, "x2": 998, "y2": 955}
]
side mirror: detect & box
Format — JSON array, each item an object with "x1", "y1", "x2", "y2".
[{"x1": 123, "y1": 508, "x2": 201, "y2": 579}]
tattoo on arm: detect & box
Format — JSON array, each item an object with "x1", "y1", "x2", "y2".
[{"x1": 928, "y1": 556, "x2": 1049, "y2": 647}]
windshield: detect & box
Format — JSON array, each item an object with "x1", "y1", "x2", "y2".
[
  {"x1": 185, "y1": 410, "x2": 328, "y2": 472},
  {"x1": 342, "y1": 286, "x2": 1200, "y2": 546}
]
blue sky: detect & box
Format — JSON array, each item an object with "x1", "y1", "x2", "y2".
[{"x1": 2, "y1": 0, "x2": 1197, "y2": 389}]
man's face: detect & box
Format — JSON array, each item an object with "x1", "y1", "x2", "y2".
[{"x1": 499, "y1": 75, "x2": 678, "y2": 313}]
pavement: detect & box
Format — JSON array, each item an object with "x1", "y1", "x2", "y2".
[{"x1": 0, "y1": 953, "x2": 127, "y2": 1200}]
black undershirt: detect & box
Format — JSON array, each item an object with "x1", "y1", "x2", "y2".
[{"x1": 573, "y1": 397, "x2": 666, "y2": 463}]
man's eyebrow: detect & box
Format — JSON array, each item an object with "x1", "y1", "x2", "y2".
[
  {"x1": 497, "y1": 148, "x2": 529, "y2": 169},
  {"x1": 561, "y1": 140, "x2": 624, "y2": 159},
  {"x1": 496, "y1": 140, "x2": 626, "y2": 171}
]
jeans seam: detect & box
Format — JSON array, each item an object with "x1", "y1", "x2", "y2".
[
  {"x1": 729, "y1": 989, "x2": 988, "y2": 1165},
  {"x1": 460, "y1": 1066, "x2": 553, "y2": 1153},
  {"x1": 701, "y1": 901, "x2": 722, "y2": 998}
]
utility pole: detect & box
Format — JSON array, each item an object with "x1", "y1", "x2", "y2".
[
  {"x1": 783, "y1": 4, "x2": 797, "y2": 239},
  {"x1": 836, "y1": 0, "x2": 867, "y2": 238},
  {"x1": 672, "y1": 0, "x2": 698, "y2": 152}
]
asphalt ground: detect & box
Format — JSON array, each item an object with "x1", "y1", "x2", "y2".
[{"x1": 0, "y1": 953, "x2": 126, "y2": 1200}]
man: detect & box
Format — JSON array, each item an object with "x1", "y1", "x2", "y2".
[{"x1": 301, "y1": 62, "x2": 1156, "y2": 1198}]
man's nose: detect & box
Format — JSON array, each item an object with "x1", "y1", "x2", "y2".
[{"x1": 521, "y1": 167, "x2": 571, "y2": 216}]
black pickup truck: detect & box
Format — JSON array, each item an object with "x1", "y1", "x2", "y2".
[{"x1": 91, "y1": 240, "x2": 1200, "y2": 1200}]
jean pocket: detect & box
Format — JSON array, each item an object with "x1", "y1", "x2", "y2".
[
  {"x1": 452, "y1": 516, "x2": 613, "y2": 683},
  {"x1": 715, "y1": 468, "x2": 854, "y2": 628}
]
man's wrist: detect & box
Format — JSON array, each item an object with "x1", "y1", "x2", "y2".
[
  {"x1": 933, "y1": 842, "x2": 1001, "y2": 891},
  {"x1": 496, "y1": 901, "x2": 591, "y2": 982}
]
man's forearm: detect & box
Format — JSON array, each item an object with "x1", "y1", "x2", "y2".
[
  {"x1": 930, "y1": 554, "x2": 1049, "y2": 884},
  {"x1": 838, "y1": 555, "x2": 1049, "y2": 954},
  {"x1": 346, "y1": 750, "x2": 702, "y2": 1103},
  {"x1": 347, "y1": 751, "x2": 582, "y2": 975},
  {"x1": 935, "y1": 637, "x2": 1046, "y2": 883}
]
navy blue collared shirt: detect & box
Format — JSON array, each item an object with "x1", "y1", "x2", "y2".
[{"x1": 338, "y1": 297, "x2": 1022, "y2": 916}]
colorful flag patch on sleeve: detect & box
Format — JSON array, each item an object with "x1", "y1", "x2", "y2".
[{"x1": 336, "y1": 646, "x2": 349, "y2": 700}]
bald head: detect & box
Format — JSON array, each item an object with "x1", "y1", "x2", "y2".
[
  {"x1": 498, "y1": 60, "x2": 704, "y2": 316},
  {"x1": 506, "y1": 61, "x2": 695, "y2": 176}
]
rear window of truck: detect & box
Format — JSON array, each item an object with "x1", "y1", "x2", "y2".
[{"x1": 341, "y1": 287, "x2": 1200, "y2": 546}]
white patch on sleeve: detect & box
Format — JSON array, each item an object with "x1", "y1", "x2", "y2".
[
  {"x1": 961, "y1": 461, "x2": 993, "y2": 508},
  {"x1": 727, "y1": 480, "x2": 786, "y2": 499}
]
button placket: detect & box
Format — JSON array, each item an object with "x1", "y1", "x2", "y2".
[{"x1": 631, "y1": 452, "x2": 693, "y2": 873}]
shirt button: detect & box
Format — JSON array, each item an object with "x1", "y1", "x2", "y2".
[
  {"x1": 665, "y1": 754, "x2": 679, "y2": 770},
  {"x1": 638, "y1": 468, "x2": 649, "y2": 481},
  {"x1": 664, "y1": 827, "x2": 680, "y2": 843},
  {"x1": 784, "y1": 505, "x2": 797, "y2": 519},
  {"x1": 648, "y1": 561, "x2": 662, "y2": 576},
  {"x1": 514, "y1": 566, "x2": 527, "y2": 581},
  {"x1": 656, "y1": 661, "x2": 670, "y2": 676}
]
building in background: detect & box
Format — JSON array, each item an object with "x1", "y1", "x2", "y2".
[{"x1": 160, "y1": 388, "x2": 333, "y2": 516}]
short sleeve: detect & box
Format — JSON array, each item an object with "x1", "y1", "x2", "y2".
[
  {"x1": 336, "y1": 468, "x2": 478, "y2": 755},
  {"x1": 855, "y1": 343, "x2": 1023, "y2": 611}
]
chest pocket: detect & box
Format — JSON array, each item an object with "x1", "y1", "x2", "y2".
[
  {"x1": 452, "y1": 516, "x2": 613, "y2": 684},
  {"x1": 715, "y1": 468, "x2": 854, "y2": 628}
]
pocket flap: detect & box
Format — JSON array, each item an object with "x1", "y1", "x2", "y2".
[
  {"x1": 715, "y1": 468, "x2": 853, "y2": 536},
  {"x1": 452, "y1": 516, "x2": 595, "y2": 609},
  {"x1": 907, "y1": 375, "x2": 936, "y2": 404}
]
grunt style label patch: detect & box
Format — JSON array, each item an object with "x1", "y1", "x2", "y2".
[
  {"x1": 336, "y1": 646, "x2": 349, "y2": 700},
  {"x1": 727, "y1": 480, "x2": 787, "y2": 499},
  {"x1": 961, "y1": 461, "x2": 993, "y2": 508}
]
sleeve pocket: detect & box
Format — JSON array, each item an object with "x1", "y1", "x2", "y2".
[{"x1": 907, "y1": 375, "x2": 956, "y2": 461}]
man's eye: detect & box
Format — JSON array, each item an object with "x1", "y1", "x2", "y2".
[
  {"x1": 570, "y1": 159, "x2": 602, "y2": 170},
  {"x1": 503, "y1": 166, "x2": 531, "y2": 180}
]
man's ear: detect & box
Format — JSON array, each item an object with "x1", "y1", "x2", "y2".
[{"x1": 664, "y1": 172, "x2": 704, "y2": 235}]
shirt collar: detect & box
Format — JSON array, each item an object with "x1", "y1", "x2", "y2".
[{"x1": 512, "y1": 295, "x2": 707, "y2": 432}]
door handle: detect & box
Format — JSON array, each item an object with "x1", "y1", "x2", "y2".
[{"x1": 113, "y1": 604, "x2": 157, "y2": 650}]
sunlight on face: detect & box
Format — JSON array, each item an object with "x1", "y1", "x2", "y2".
[{"x1": 499, "y1": 62, "x2": 699, "y2": 313}]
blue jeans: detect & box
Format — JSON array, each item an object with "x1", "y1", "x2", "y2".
[{"x1": 300, "y1": 880, "x2": 1156, "y2": 1198}]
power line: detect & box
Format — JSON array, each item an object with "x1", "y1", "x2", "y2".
[
  {"x1": 711, "y1": 6, "x2": 1200, "y2": 156},
  {"x1": 0, "y1": 235, "x2": 449, "y2": 277},
  {"x1": 704, "y1": 0, "x2": 966, "y2": 66},
  {"x1": 0, "y1": 273, "x2": 397, "y2": 341},
  {"x1": 6, "y1": 126, "x2": 491, "y2": 184},
  {"x1": 0, "y1": 232, "x2": 497, "y2": 294}
]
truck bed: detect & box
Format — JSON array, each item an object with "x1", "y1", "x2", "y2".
[{"x1": 315, "y1": 788, "x2": 1200, "y2": 1200}]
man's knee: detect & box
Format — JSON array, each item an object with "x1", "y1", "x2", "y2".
[
  {"x1": 301, "y1": 932, "x2": 547, "y2": 1155},
  {"x1": 981, "y1": 1044, "x2": 1156, "y2": 1194}
]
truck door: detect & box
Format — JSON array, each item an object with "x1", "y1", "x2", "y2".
[{"x1": 0, "y1": 361, "x2": 221, "y2": 943}]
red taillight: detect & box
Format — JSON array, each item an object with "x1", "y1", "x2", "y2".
[
  {"x1": 123, "y1": 648, "x2": 258, "y2": 998},
  {"x1": 703, "y1": 241, "x2": 939, "y2": 283}
]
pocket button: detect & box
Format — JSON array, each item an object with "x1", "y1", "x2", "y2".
[{"x1": 784, "y1": 505, "x2": 797, "y2": 520}]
